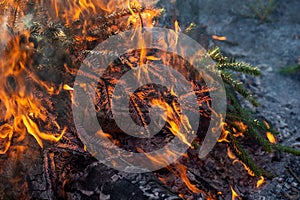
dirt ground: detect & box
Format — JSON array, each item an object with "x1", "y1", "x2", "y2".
[{"x1": 157, "y1": 0, "x2": 300, "y2": 199}]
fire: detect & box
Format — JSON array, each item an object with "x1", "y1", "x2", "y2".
[
  {"x1": 64, "y1": 0, "x2": 97, "y2": 22},
  {"x1": 0, "y1": 21, "x2": 65, "y2": 153},
  {"x1": 212, "y1": 35, "x2": 227, "y2": 41},
  {"x1": 256, "y1": 176, "x2": 265, "y2": 188},
  {"x1": 0, "y1": 1, "x2": 236, "y2": 198},
  {"x1": 174, "y1": 20, "x2": 181, "y2": 33},
  {"x1": 150, "y1": 99, "x2": 192, "y2": 147},
  {"x1": 234, "y1": 121, "x2": 247, "y2": 133},
  {"x1": 43, "y1": 0, "x2": 98, "y2": 22},
  {"x1": 263, "y1": 121, "x2": 276, "y2": 144},
  {"x1": 174, "y1": 20, "x2": 181, "y2": 45},
  {"x1": 227, "y1": 147, "x2": 255, "y2": 176},
  {"x1": 127, "y1": 0, "x2": 160, "y2": 29},
  {"x1": 22, "y1": 116, "x2": 66, "y2": 148},
  {"x1": 227, "y1": 147, "x2": 237, "y2": 160},
  {"x1": 230, "y1": 186, "x2": 242, "y2": 200},
  {"x1": 63, "y1": 84, "x2": 74, "y2": 91},
  {"x1": 171, "y1": 163, "x2": 201, "y2": 193},
  {"x1": 141, "y1": 147, "x2": 201, "y2": 194},
  {"x1": 0, "y1": 0, "x2": 162, "y2": 154},
  {"x1": 221, "y1": 123, "x2": 256, "y2": 176},
  {"x1": 218, "y1": 122, "x2": 230, "y2": 142},
  {"x1": 263, "y1": 120, "x2": 270, "y2": 129},
  {"x1": 266, "y1": 132, "x2": 276, "y2": 144}
]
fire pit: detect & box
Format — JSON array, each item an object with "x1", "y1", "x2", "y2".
[{"x1": 0, "y1": 1, "x2": 299, "y2": 200}]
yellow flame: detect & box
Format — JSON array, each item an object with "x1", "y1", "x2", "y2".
[
  {"x1": 63, "y1": 84, "x2": 74, "y2": 91},
  {"x1": 0, "y1": 0, "x2": 162, "y2": 154},
  {"x1": 239, "y1": 161, "x2": 255, "y2": 177},
  {"x1": 175, "y1": 20, "x2": 181, "y2": 33},
  {"x1": 174, "y1": 20, "x2": 181, "y2": 45},
  {"x1": 256, "y1": 176, "x2": 265, "y2": 188},
  {"x1": 146, "y1": 55, "x2": 161, "y2": 61},
  {"x1": 230, "y1": 186, "x2": 241, "y2": 200},
  {"x1": 266, "y1": 132, "x2": 276, "y2": 144}
]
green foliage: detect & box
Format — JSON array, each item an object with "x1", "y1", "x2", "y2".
[
  {"x1": 208, "y1": 47, "x2": 260, "y2": 106},
  {"x1": 208, "y1": 46, "x2": 300, "y2": 177},
  {"x1": 279, "y1": 65, "x2": 300, "y2": 75},
  {"x1": 246, "y1": 0, "x2": 277, "y2": 22}
]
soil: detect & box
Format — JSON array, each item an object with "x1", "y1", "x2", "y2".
[{"x1": 156, "y1": 0, "x2": 300, "y2": 199}]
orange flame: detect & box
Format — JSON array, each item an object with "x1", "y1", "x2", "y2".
[
  {"x1": 171, "y1": 163, "x2": 201, "y2": 193},
  {"x1": 0, "y1": 0, "x2": 162, "y2": 155},
  {"x1": 227, "y1": 147, "x2": 237, "y2": 160},
  {"x1": 0, "y1": 2, "x2": 220, "y2": 198},
  {"x1": 150, "y1": 99, "x2": 192, "y2": 147},
  {"x1": 218, "y1": 122, "x2": 230, "y2": 142},
  {"x1": 0, "y1": 29, "x2": 65, "y2": 154},
  {"x1": 212, "y1": 35, "x2": 227, "y2": 41},
  {"x1": 227, "y1": 147, "x2": 255, "y2": 176},
  {"x1": 263, "y1": 120, "x2": 270, "y2": 129},
  {"x1": 142, "y1": 148, "x2": 201, "y2": 194},
  {"x1": 234, "y1": 121, "x2": 247, "y2": 132}
]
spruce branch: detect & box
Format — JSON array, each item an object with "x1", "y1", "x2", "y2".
[
  {"x1": 274, "y1": 145, "x2": 300, "y2": 156},
  {"x1": 217, "y1": 62, "x2": 261, "y2": 76},
  {"x1": 279, "y1": 65, "x2": 300, "y2": 75},
  {"x1": 221, "y1": 71, "x2": 258, "y2": 107},
  {"x1": 246, "y1": 124, "x2": 273, "y2": 152},
  {"x1": 246, "y1": 0, "x2": 278, "y2": 22},
  {"x1": 227, "y1": 131, "x2": 263, "y2": 177},
  {"x1": 207, "y1": 46, "x2": 230, "y2": 63},
  {"x1": 208, "y1": 46, "x2": 300, "y2": 178}
]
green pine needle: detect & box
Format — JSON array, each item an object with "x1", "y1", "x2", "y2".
[
  {"x1": 221, "y1": 71, "x2": 259, "y2": 107},
  {"x1": 207, "y1": 46, "x2": 300, "y2": 179},
  {"x1": 279, "y1": 65, "x2": 300, "y2": 75},
  {"x1": 217, "y1": 62, "x2": 261, "y2": 76}
]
